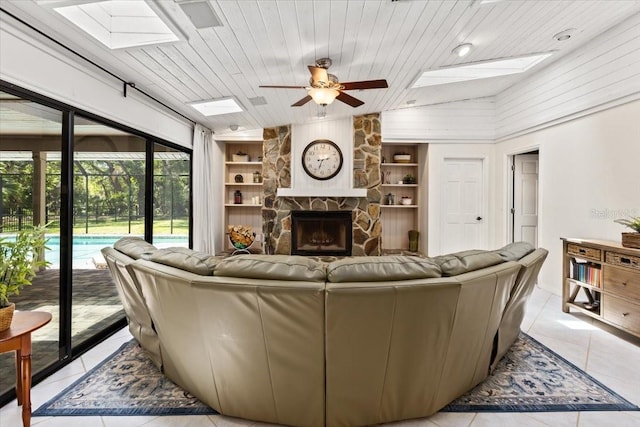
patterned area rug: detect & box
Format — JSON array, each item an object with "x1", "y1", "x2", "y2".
[
  {"x1": 33, "y1": 333, "x2": 637, "y2": 417},
  {"x1": 443, "y1": 333, "x2": 638, "y2": 412}
]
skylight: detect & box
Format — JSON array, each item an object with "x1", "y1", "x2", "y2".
[
  {"x1": 188, "y1": 98, "x2": 243, "y2": 116},
  {"x1": 53, "y1": 0, "x2": 180, "y2": 49},
  {"x1": 410, "y1": 53, "x2": 553, "y2": 89}
]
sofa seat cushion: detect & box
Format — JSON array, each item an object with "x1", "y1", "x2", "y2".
[
  {"x1": 214, "y1": 255, "x2": 327, "y2": 282},
  {"x1": 432, "y1": 250, "x2": 504, "y2": 277},
  {"x1": 327, "y1": 256, "x2": 441, "y2": 282},
  {"x1": 113, "y1": 236, "x2": 157, "y2": 259},
  {"x1": 149, "y1": 247, "x2": 220, "y2": 275},
  {"x1": 495, "y1": 241, "x2": 535, "y2": 261}
]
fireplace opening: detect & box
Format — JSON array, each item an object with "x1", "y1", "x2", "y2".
[{"x1": 291, "y1": 211, "x2": 352, "y2": 256}]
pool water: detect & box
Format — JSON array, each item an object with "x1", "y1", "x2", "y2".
[{"x1": 44, "y1": 235, "x2": 188, "y2": 268}]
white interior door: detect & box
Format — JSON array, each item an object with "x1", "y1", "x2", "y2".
[
  {"x1": 441, "y1": 158, "x2": 485, "y2": 253},
  {"x1": 513, "y1": 154, "x2": 539, "y2": 246}
]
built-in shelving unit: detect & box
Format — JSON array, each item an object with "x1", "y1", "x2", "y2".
[
  {"x1": 223, "y1": 141, "x2": 263, "y2": 251},
  {"x1": 562, "y1": 238, "x2": 640, "y2": 338},
  {"x1": 380, "y1": 143, "x2": 426, "y2": 252}
]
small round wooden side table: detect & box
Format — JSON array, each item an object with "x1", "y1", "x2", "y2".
[{"x1": 0, "y1": 311, "x2": 52, "y2": 427}]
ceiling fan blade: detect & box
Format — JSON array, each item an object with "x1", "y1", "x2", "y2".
[
  {"x1": 340, "y1": 79, "x2": 388, "y2": 90},
  {"x1": 292, "y1": 95, "x2": 313, "y2": 107},
  {"x1": 259, "y1": 85, "x2": 307, "y2": 89},
  {"x1": 336, "y1": 91, "x2": 364, "y2": 107},
  {"x1": 308, "y1": 66, "x2": 329, "y2": 86}
]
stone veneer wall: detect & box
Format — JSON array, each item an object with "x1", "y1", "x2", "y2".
[{"x1": 262, "y1": 114, "x2": 382, "y2": 256}]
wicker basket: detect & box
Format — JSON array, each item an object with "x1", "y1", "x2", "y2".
[
  {"x1": 0, "y1": 303, "x2": 15, "y2": 332},
  {"x1": 621, "y1": 232, "x2": 640, "y2": 249}
]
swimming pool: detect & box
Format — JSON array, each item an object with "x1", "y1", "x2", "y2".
[{"x1": 44, "y1": 235, "x2": 188, "y2": 268}]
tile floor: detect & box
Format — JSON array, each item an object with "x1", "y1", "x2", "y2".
[{"x1": 1, "y1": 286, "x2": 639, "y2": 427}]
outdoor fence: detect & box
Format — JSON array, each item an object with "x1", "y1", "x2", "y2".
[{"x1": 0, "y1": 208, "x2": 33, "y2": 233}]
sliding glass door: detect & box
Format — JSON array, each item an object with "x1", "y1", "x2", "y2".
[
  {"x1": 0, "y1": 90, "x2": 62, "y2": 398},
  {"x1": 71, "y1": 116, "x2": 148, "y2": 348},
  {"x1": 0, "y1": 82, "x2": 192, "y2": 405}
]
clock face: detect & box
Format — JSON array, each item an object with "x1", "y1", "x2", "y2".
[{"x1": 302, "y1": 139, "x2": 343, "y2": 180}]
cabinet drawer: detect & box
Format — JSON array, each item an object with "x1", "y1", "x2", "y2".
[
  {"x1": 606, "y1": 251, "x2": 640, "y2": 272},
  {"x1": 567, "y1": 244, "x2": 601, "y2": 261},
  {"x1": 603, "y1": 266, "x2": 640, "y2": 300},
  {"x1": 603, "y1": 295, "x2": 640, "y2": 335}
]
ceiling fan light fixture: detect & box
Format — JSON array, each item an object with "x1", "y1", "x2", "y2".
[
  {"x1": 452, "y1": 43, "x2": 473, "y2": 57},
  {"x1": 308, "y1": 88, "x2": 339, "y2": 106}
]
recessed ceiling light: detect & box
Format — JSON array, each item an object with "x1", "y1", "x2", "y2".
[
  {"x1": 52, "y1": 0, "x2": 182, "y2": 49},
  {"x1": 410, "y1": 52, "x2": 553, "y2": 89},
  {"x1": 452, "y1": 43, "x2": 473, "y2": 57},
  {"x1": 553, "y1": 28, "x2": 576, "y2": 41},
  {"x1": 188, "y1": 97, "x2": 243, "y2": 116}
]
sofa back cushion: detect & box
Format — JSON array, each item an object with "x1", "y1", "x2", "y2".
[
  {"x1": 431, "y1": 250, "x2": 503, "y2": 276},
  {"x1": 149, "y1": 247, "x2": 220, "y2": 276},
  {"x1": 113, "y1": 236, "x2": 157, "y2": 259},
  {"x1": 327, "y1": 256, "x2": 441, "y2": 282},
  {"x1": 214, "y1": 255, "x2": 327, "y2": 282},
  {"x1": 495, "y1": 241, "x2": 535, "y2": 261}
]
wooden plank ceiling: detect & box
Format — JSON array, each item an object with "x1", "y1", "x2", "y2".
[{"x1": 2, "y1": 0, "x2": 639, "y2": 135}]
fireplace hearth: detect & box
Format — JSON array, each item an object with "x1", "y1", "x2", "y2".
[{"x1": 291, "y1": 211, "x2": 352, "y2": 256}]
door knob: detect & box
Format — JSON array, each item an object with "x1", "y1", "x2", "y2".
[{"x1": 476, "y1": 216, "x2": 483, "y2": 221}]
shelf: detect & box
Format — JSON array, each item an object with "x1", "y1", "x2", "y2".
[
  {"x1": 381, "y1": 163, "x2": 418, "y2": 167},
  {"x1": 225, "y1": 161, "x2": 262, "y2": 165},
  {"x1": 381, "y1": 205, "x2": 418, "y2": 209},
  {"x1": 224, "y1": 204, "x2": 262, "y2": 207},
  {"x1": 381, "y1": 184, "x2": 418, "y2": 187},
  {"x1": 225, "y1": 182, "x2": 263, "y2": 186},
  {"x1": 565, "y1": 301, "x2": 602, "y2": 317},
  {"x1": 567, "y1": 278, "x2": 602, "y2": 292}
]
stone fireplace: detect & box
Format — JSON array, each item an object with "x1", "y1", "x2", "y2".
[
  {"x1": 291, "y1": 211, "x2": 353, "y2": 256},
  {"x1": 262, "y1": 114, "x2": 382, "y2": 256}
]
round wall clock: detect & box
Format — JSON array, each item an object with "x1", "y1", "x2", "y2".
[{"x1": 301, "y1": 139, "x2": 343, "y2": 180}]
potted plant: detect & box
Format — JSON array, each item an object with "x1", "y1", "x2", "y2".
[
  {"x1": 402, "y1": 174, "x2": 416, "y2": 184},
  {"x1": 0, "y1": 225, "x2": 49, "y2": 331},
  {"x1": 614, "y1": 216, "x2": 640, "y2": 249}
]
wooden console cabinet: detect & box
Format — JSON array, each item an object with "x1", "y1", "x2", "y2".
[{"x1": 562, "y1": 238, "x2": 640, "y2": 338}]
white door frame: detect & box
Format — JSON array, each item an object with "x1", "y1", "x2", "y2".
[{"x1": 506, "y1": 146, "x2": 541, "y2": 245}]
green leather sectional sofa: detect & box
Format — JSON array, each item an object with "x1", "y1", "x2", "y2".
[{"x1": 102, "y1": 238, "x2": 547, "y2": 427}]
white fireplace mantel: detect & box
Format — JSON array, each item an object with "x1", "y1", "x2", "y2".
[{"x1": 276, "y1": 187, "x2": 367, "y2": 198}]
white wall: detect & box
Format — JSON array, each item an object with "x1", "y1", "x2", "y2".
[
  {"x1": 0, "y1": 18, "x2": 193, "y2": 147},
  {"x1": 494, "y1": 100, "x2": 640, "y2": 294}
]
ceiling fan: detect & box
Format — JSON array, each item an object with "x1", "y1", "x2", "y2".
[{"x1": 259, "y1": 58, "x2": 388, "y2": 108}]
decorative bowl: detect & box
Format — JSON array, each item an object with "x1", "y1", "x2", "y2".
[
  {"x1": 228, "y1": 225, "x2": 255, "y2": 249},
  {"x1": 393, "y1": 154, "x2": 411, "y2": 163},
  {"x1": 401, "y1": 197, "x2": 413, "y2": 205}
]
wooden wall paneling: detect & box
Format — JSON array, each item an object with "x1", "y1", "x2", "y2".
[
  {"x1": 496, "y1": 13, "x2": 640, "y2": 138},
  {"x1": 381, "y1": 99, "x2": 495, "y2": 141}
]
